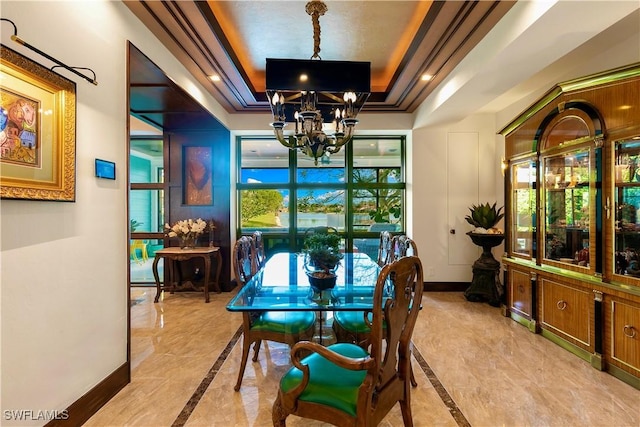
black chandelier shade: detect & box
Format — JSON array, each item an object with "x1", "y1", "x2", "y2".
[
  {"x1": 266, "y1": 58, "x2": 370, "y2": 92},
  {"x1": 265, "y1": 57, "x2": 371, "y2": 165},
  {"x1": 266, "y1": 58, "x2": 371, "y2": 123}
]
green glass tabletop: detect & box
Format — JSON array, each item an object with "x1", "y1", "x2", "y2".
[{"x1": 226, "y1": 252, "x2": 384, "y2": 312}]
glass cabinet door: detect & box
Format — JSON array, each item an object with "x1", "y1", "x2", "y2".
[
  {"x1": 511, "y1": 159, "x2": 536, "y2": 258},
  {"x1": 542, "y1": 148, "x2": 591, "y2": 267},
  {"x1": 614, "y1": 138, "x2": 640, "y2": 277}
]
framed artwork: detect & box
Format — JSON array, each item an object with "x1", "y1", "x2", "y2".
[
  {"x1": 0, "y1": 44, "x2": 76, "y2": 201},
  {"x1": 184, "y1": 146, "x2": 212, "y2": 205}
]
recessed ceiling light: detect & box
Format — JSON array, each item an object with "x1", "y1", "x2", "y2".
[
  {"x1": 299, "y1": 74, "x2": 308, "y2": 82},
  {"x1": 209, "y1": 74, "x2": 221, "y2": 82},
  {"x1": 421, "y1": 74, "x2": 433, "y2": 81}
]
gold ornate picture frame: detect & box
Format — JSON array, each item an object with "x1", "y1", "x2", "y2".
[{"x1": 0, "y1": 44, "x2": 76, "y2": 201}]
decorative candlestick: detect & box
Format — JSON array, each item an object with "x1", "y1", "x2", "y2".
[{"x1": 208, "y1": 219, "x2": 216, "y2": 247}]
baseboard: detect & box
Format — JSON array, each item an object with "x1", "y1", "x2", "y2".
[
  {"x1": 45, "y1": 362, "x2": 129, "y2": 427},
  {"x1": 423, "y1": 282, "x2": 468, "y2": 292}
]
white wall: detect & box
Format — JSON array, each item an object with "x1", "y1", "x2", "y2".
[
  {"x1": 0, "y1": 1, "x2": 226, "y2": 424},
  {"x1": 411, "y1": 113, "x2": 502, "y2": 282}
]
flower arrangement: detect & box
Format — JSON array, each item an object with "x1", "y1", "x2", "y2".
[{"x1": 164, "y1": 218, "x2": 208, "y2": 248}]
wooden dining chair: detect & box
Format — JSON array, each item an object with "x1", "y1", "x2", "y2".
[
  {"x1": 273, "y1": 256, "x2": 424, "y2": 427},
  {"x1": 333, "y1": 235, "x2": 420, "y2": 385},
  {"x1": 232, "y1": 236, "x2": 316, "y2": 391},
  {"x1": 334, "y1": 230, "x2": 398, "y2": 347},
  {"x1": 251, "y1": 230, "x2": 267, "y2": 269},
  {"x1": 332, "y1": 230, "x2": 400, "y2": 348}
]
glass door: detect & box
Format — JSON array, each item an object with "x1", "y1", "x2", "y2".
[
  {"x1": 542, "y1": 147, "x2": 591, "y2": 269},
  {"x1": 614, "y1": 137, "x2": 640, "y2": 279},
  {"x1": 130, "y1": 137, "x2": 165, "y2": 286},
  {"x1": 510, "y1": 158, "x2": 536, "y2": 259}
]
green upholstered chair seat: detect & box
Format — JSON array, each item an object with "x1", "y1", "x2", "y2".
[
  {"x1": 279, "y1": 343, "x2": 369, "y2": 417},
  {"x1": 333, "y1": 311, "x2": 386, "y2": 333},
  {"x1": 251, "y1": 311, "x2": 316, "y2": 334}
]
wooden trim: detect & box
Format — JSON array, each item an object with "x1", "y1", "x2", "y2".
[
  {"x1": 45, "y1": 362, "x2": 129, "y2": 427},
  {"x1": 499, "y1": 63, "x2": 640, "y2": 136}
]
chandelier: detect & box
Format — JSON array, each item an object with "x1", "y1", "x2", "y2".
[{"x1": 266, "y1": 0, "x2": 370, "y2": 165}]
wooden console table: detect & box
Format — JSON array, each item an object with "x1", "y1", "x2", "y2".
[{"x1": 152, "y1": 247, "x2": 222, "y2": 303}]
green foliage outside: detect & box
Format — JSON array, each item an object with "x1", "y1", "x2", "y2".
[
  {"x1": 239, "y1": 167, "x2": 403, "y2": 229},
  {"x1": 297, "y1": 190, "x2": 344, "y2": 213},
  {"x1": 353, "y1": 168, "x2": 402, "y2": 224},
  {"x1": 243, "y1": 213, "x2": 280, "y2": 227},
  {"x1": 241, "y1": 189, "x2": 283, "y2": 226}
]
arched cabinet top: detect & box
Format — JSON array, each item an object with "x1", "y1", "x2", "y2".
[
  {"x1": 501, "y1": 63, "x2": 640, "y2": 158},
  {"x1": 537, "y1": 102, "x2": 603, "y2": 152}
]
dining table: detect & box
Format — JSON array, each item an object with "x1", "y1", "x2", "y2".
[{"x1": 226, "y1": 251, "x2": 385, "y2": 314}]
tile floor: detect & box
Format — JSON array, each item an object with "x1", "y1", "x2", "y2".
[{"x1": 85, "y1": 288, "x2": 640, "y2": 426}]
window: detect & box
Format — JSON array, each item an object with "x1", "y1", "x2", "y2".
[
  {"x1": 236, "y1": 135, "x2": 405, "y2": 259},
  {"x1": 130, "y1": 137, "x2": 165, "y2": 285}
]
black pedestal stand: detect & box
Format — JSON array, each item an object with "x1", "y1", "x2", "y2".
[{"x1": 464, "y1": 233, "x2": 505, "y2": 307}]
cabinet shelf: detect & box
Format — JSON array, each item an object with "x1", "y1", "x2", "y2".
[
  {"x1": 615, "y1": 230, "x2": 640, "y2": 235},
  {"x1": 546, "y1": 183, "x2": 589, "y2": 191}
]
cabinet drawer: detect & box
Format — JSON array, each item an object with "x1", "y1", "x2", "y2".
[
  {"x1": 610, "y1": 299, "x2": 640, "y2": 373},
  {"x1": 540, "y1": 278, "x2": 591, "y2": 348},
  {"x1": 509, "y1": 268, "x2": 532, "y2": 318}
]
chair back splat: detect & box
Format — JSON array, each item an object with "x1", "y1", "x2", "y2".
[
  {"x1": 233, "y1": 236, "x2": 258, "y2": 286},
  {"x1": 273, "y1": 256, "x2": 424, "y2": 426},
  {"x1": 251, "y1": 230, "x2": 267, "y2": 269},
  {"x1": 394, "y1": 235, "x2": 419, "y2": 258},
  {"x1": 376, "y1": 230, "x2": 395, "y2": 267}
]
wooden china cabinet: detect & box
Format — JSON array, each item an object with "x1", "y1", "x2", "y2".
[{"x1": 500, "y1": 63, "x2": 640, "y2": 389}]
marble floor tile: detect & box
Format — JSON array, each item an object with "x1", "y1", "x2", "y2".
[{"x1": 84, "y1": 289, "x2": 640, "y2": 427}]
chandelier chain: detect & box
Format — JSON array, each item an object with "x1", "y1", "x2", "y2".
[
  {"x1": 306, "y1": 1, "x2": 327, "y2": 60},
  {"x1": 267, "y1": 0, "x2": 368, "y2": 166}
]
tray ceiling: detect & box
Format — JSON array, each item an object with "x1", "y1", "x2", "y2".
[{"x1": 125, "y1": 0, "x2": 516, "y2": 118}]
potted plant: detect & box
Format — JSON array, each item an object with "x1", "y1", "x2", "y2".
[
  {"x1": 464, "y1": 202, "x2": 505, "y2": 306},
  {"x1": 303, "y1": 231, "x2": 343, "y2": 291},
  {"x1": 464, "y1": 201, "x2": 504, "y2": 244},
  {"x1": 465, "y1": 202, "x2": 504, "y2": 234}
]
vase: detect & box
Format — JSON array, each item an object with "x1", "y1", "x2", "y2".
[
  {"x1": 180, "y1": 235, "x2": 197, "y2": 250},
  {"x1": 306, "y1": 271, "x2": 337, "y2": 291},
  {"x1": 465, "y1": 232, "x2": 505, "y2": 306}
]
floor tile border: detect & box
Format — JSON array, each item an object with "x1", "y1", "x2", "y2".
[
  {"x1": 412, "y1": 344, "x2": 471, "y2": 427},
  {"x1": 171, "y1": 327, "x2": 471, "y2": 426},
  {"x1": 171, "y1": 326, "x2": 244, "y2": 426}
]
